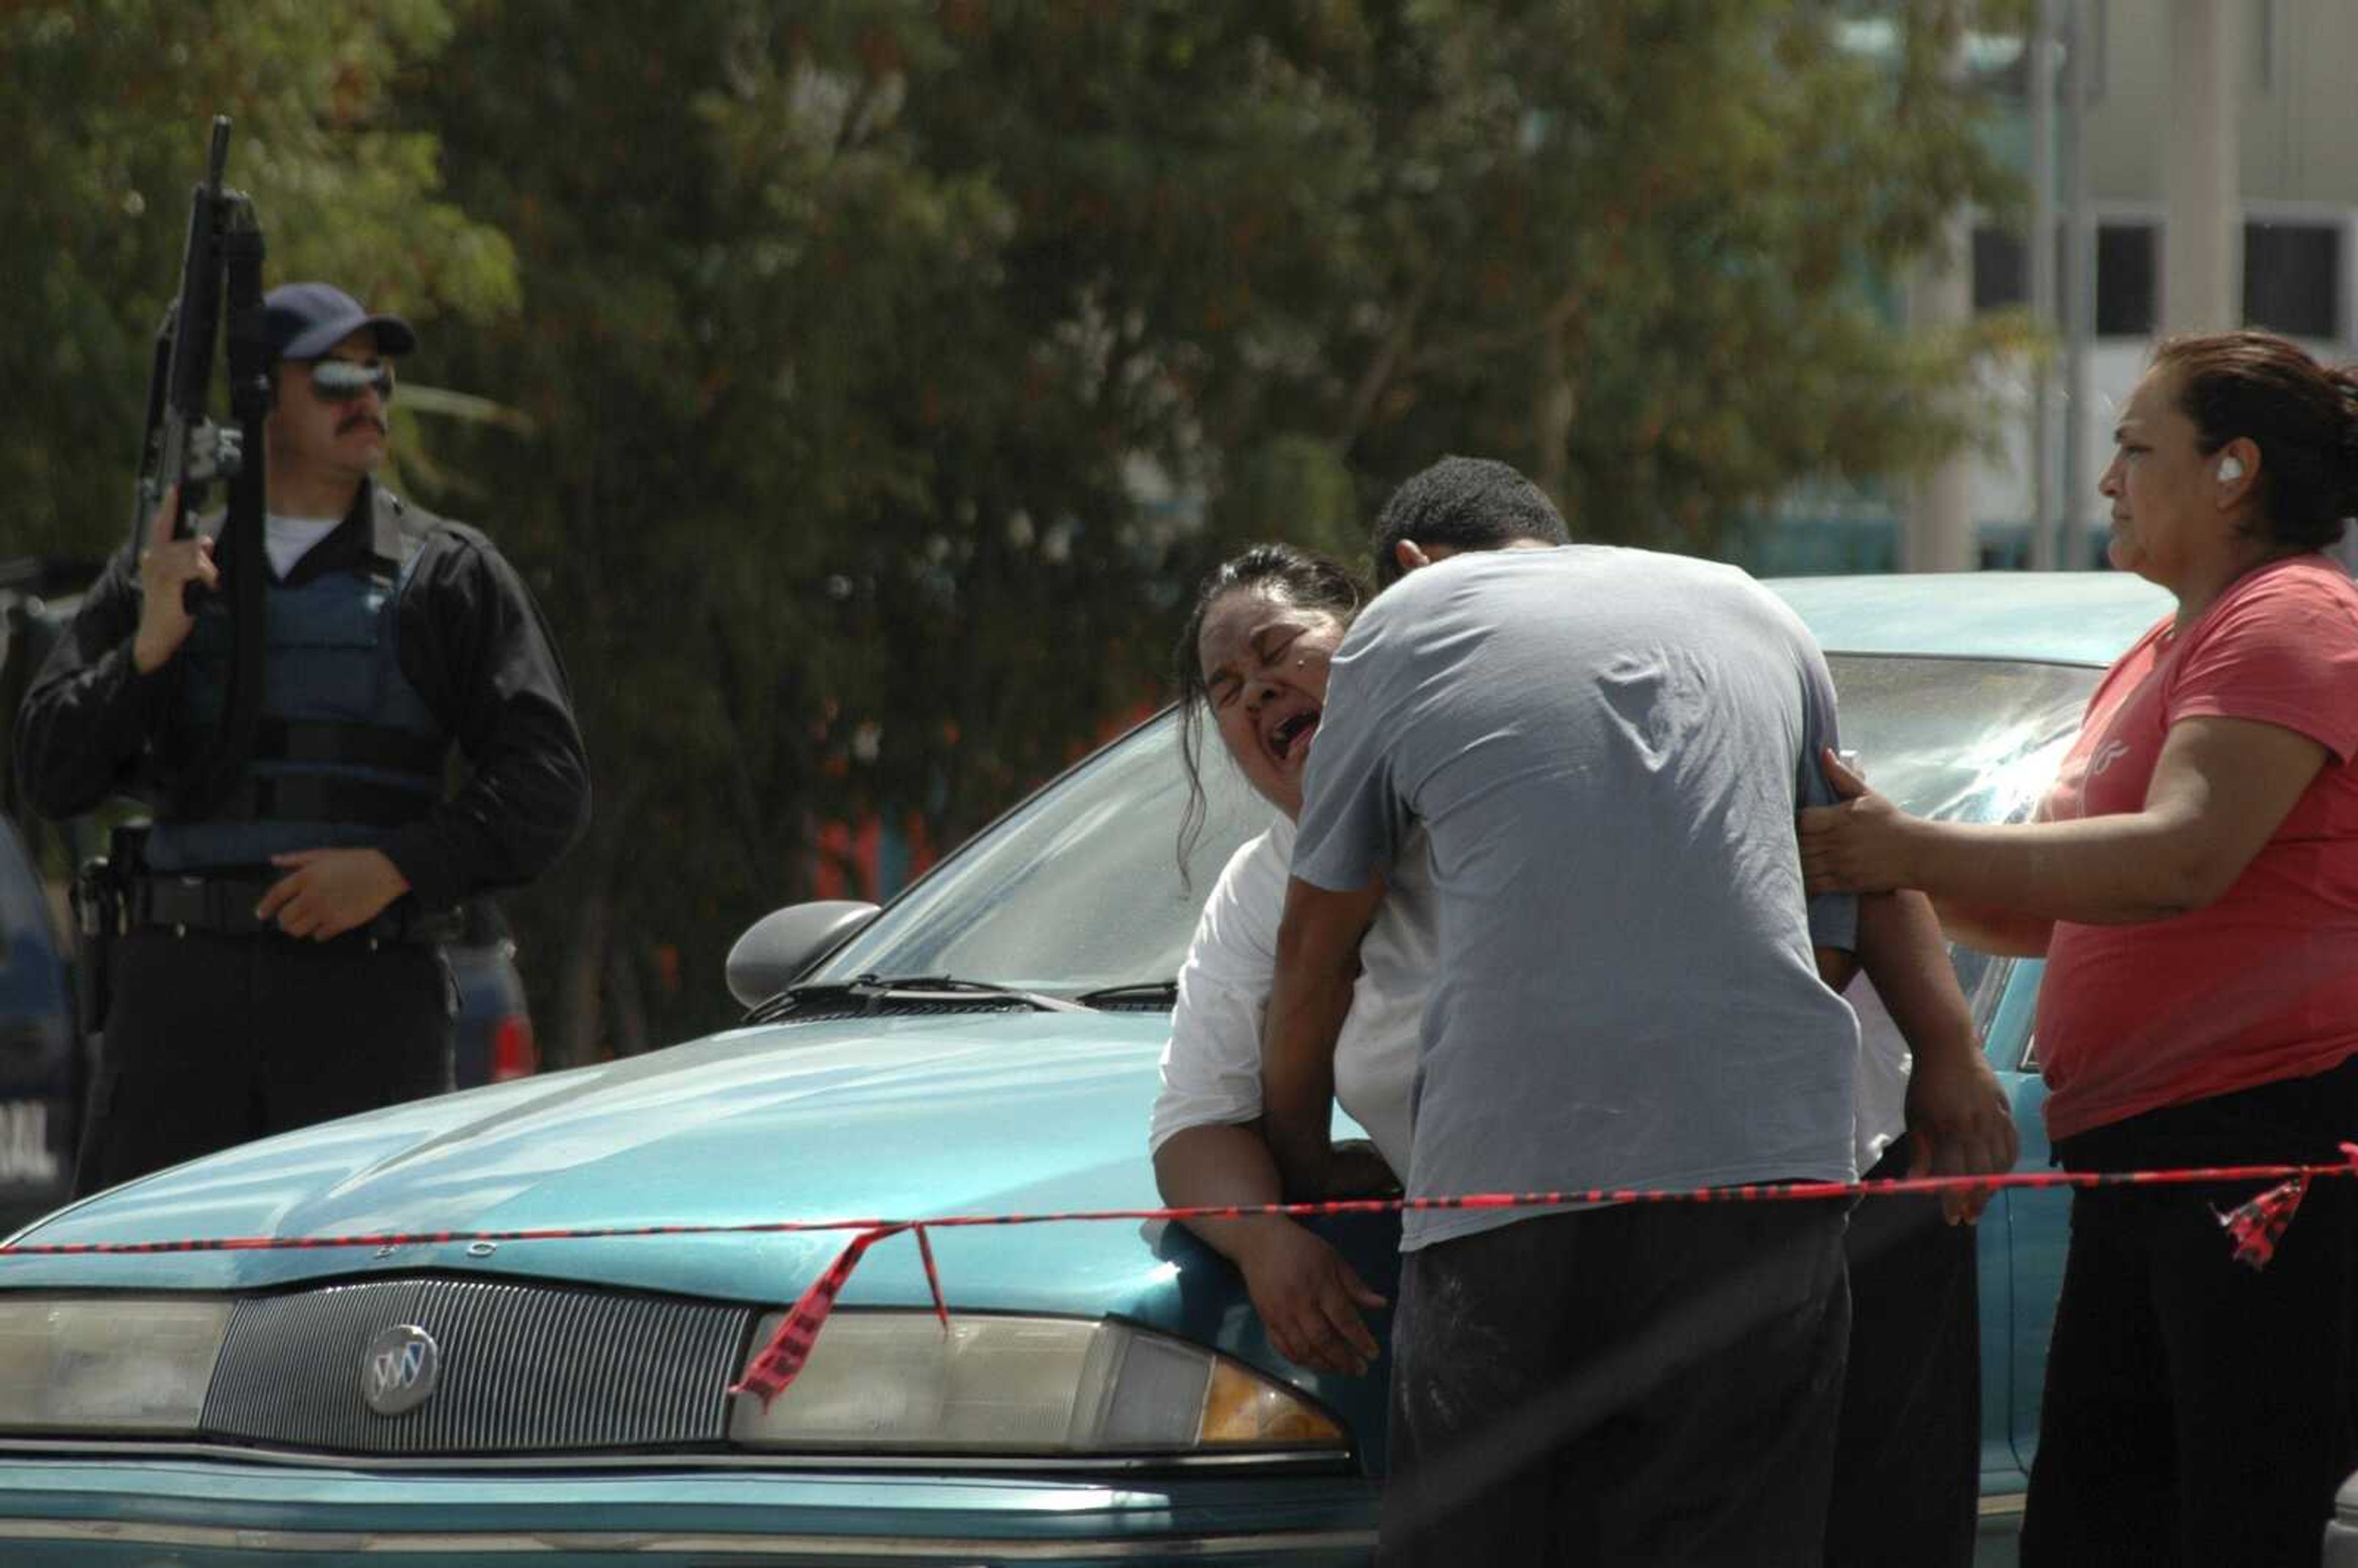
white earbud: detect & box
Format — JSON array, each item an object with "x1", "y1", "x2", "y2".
[{"x1": 2218, "y1": 456, "x2": 2245, "y2": 483}]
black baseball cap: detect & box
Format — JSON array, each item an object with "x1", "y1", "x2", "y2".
[{"x1": 260, "y1": 282, "x2": 418, "y2": 361}]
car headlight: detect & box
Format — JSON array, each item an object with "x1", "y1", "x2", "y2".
[
  {"x1": 728, "y1": 1311, "x2": 1348, "y2": 1456},
  {"x1": 0, "y1": 1295, "x2": 233, "y2": 1435}
]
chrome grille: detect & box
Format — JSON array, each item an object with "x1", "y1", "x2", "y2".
[{"x1": 201, "y1": 1276, "x2": 753, "y2": 1454}]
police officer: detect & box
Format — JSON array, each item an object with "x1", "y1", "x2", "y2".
[{"x1": 13, "y1": 282, "x2": 589, "y2": 1193}]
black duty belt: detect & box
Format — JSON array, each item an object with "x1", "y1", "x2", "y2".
[{"x1": 129, "y1": 875, "x2": 462, "y2": 946}]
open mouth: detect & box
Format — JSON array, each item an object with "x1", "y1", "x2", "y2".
[{"x1": 1268, "y1": 708, "x2": 1320, "y2": 764}]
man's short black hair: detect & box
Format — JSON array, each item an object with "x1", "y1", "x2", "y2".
[{"x1": 1369, "y1": 456, "x2": 1571, "y2": 587}]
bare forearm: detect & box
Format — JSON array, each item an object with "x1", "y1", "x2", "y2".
[
  {"x1": 1261, "y1": 957, "x2": 1355, "y2": 1197},
  {"x1": 1262, "y1": 875, "x2": 1383, "y2": 1200},
  {"x1": 1858, "y1": 889, "x2": 2018, "y2": 1215},
  {"x1": 1254, "y1": 872, "x2": 1377, "y2": 1193},
  {"x1": 1931, "y1": 895, "x2": 2053, "y2": 957},
  {"x1": 1896, "y1": 813, "x2": 2223, "y2": 925},
  {"x1": 1152, "y1": 1123, "x2": 1302, "y2": 1267},
  {"x1": 1855, "y1": 891, "x2": 1977, "y2": 1065}
]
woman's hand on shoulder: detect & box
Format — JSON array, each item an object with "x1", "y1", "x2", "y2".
[{"x1": 1799, "y1": 747, "x2": 1923, "y2": 895}]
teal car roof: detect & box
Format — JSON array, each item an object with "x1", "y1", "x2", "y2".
[{"x1": 1767, "y1": 572, "x2": 2174, "y2": 667}]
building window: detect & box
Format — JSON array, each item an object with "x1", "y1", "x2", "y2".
[
  {"x1": 2094, "y1": 223, "x2": 2156, "y2": 337},
  {"x1": 2243, "y1": 222, "x2": 2343, "y2": 340},
  {"x1": 1971, "y1": 220, "x2": 2157, "y2": 337},
  {"x1": 1972, "y1": 227, "x2": 2026, "y2": 313}
]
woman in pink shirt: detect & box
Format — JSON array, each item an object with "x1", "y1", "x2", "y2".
[{"x1": 1802, "y1": 329, "x2": 2358, "y2": 1566}]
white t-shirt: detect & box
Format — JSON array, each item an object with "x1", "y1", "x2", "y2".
[
  {"x1": 1850, "y1": 980, "x2": 1911, "y2": 1175},
  {"x1": 265, "y1": 513, "x2": 343, "y2": 578},
  {"x1": 1150, "y1": 817, "x2": 1911, "y2": 1186},
  {"x1": 1150, "y1": 815, "x2": 1434, "y2": 1178}
]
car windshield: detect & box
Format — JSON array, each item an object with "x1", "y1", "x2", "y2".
[
  {"x1": 811, "y1": 712, "x2": 1270, "y2": 995},
  {"x1": 811, "y1": 653, "x2": 2101, "y2": 1012}
]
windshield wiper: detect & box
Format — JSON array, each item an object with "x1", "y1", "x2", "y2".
[
  {"x1": 750, "y1": 972, "x2": 1089, "y2": 1024},
  {"x1": 1073, "y1": 979, "x2": 1178, "y2": 1008}
]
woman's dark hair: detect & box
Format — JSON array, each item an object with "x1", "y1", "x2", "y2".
[
  {"x1": 2151, "y1": 330, "x2": 2358, "y2": 552},
  {"x1": 1171, "y1": 543, "x2": 1367, "y2": 872}
]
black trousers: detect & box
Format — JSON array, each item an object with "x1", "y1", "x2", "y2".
[
  {"x1": 74, "y1": 927, "x2": 453, "y2": 1197},
  {"x1": 1380, "y1": 1198, "x2": 1850, "y2": 1568},
  {"x1": 2020, "y1": 1058, "x2": 2358, "y2": 1568},
  {"x1": 1826, "y1": 1136, "x2": 1982, "y2": 1568}
]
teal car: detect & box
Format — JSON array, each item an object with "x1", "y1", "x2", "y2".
[{"x1": 0, "y1": 572, "x2": 2171, "y2": 1564}]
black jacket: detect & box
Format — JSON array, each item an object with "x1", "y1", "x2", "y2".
[{"x1": 13, "y1": 483, "x2": 590, "y2": 910}]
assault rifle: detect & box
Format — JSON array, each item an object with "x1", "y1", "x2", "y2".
[
  {"x1": 130, "y1": 118, "x2": 263, "y2": 549},
  {"x1": 127, "y1": 115, "x2": 271, "y2": 816}
]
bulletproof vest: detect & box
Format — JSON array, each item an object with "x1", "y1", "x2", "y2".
[{"x1": 145, "y1": 489, "x2": 447, "y2": 872}]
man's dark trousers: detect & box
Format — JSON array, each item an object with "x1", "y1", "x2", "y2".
[
  {"x1": 1379, "y1": 1198, "x2": 1850, "y2": 1567},
  {"x1": 75, "y1": 926, "x2": 451, "y2": 1195},
  {"x1": 1826, "y1": 1135, "x2": 1982, "y2": 1568}
]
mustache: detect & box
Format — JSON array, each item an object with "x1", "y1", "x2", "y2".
[{"x1": 337, "y1": 412, "x2": 391, "y2": 436}]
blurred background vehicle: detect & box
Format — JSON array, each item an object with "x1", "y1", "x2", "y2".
[
  {"x1": 448, "y1": 897, "x2": 537, "y2": 1087},
  {"x1": 0, "y1": 560, "x2": 98, "y2": 1232},
  {"x1": 0, "y1": 814, "x2": 74, "y2": 1232}
]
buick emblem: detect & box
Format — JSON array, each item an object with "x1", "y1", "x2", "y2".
[{"x1": 361, "y1": 1324, "x2": 442, "y2": 1417}]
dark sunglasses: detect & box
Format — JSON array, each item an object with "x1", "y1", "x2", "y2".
[{"x1": 305, "y1": 359, "x2": 396, "y2": 405}]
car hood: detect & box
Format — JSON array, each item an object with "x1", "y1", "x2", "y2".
[{"x1": 1, "y1": 1011, "x2": 1205, "y2": 1316}]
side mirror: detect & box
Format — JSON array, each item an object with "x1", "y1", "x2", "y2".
[{"x1": 725, "y1": 901, "x2": 880, "y2": 1009}]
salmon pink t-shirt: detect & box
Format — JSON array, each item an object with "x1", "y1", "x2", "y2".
[{"x1": 2037, "y1": 556, "x2": 2358, "y2": 1143}]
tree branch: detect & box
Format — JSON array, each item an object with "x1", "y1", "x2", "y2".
[{"x1": 1337, "y1": 272, "x2": 1436, "y2": 451}]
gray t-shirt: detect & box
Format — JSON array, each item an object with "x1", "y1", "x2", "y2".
[{"x1": 1291, "y1": 546, "x2": 1861, "y2": 1250}]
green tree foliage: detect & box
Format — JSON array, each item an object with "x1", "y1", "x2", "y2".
[
  {"x1": 407, "y1": 1, "x2": 1399, "y2": 1056},
  {"x1": 1183, "y1": 0, "x2": 2022, "y2": 548},
  {"x1": 8, "y1": 0, "x2": 2017, "y2": 1058}
]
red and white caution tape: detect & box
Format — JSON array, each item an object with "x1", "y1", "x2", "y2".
[{"x1": 8, "y1": 1146, "x2": 2351, "y2": 1403}]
